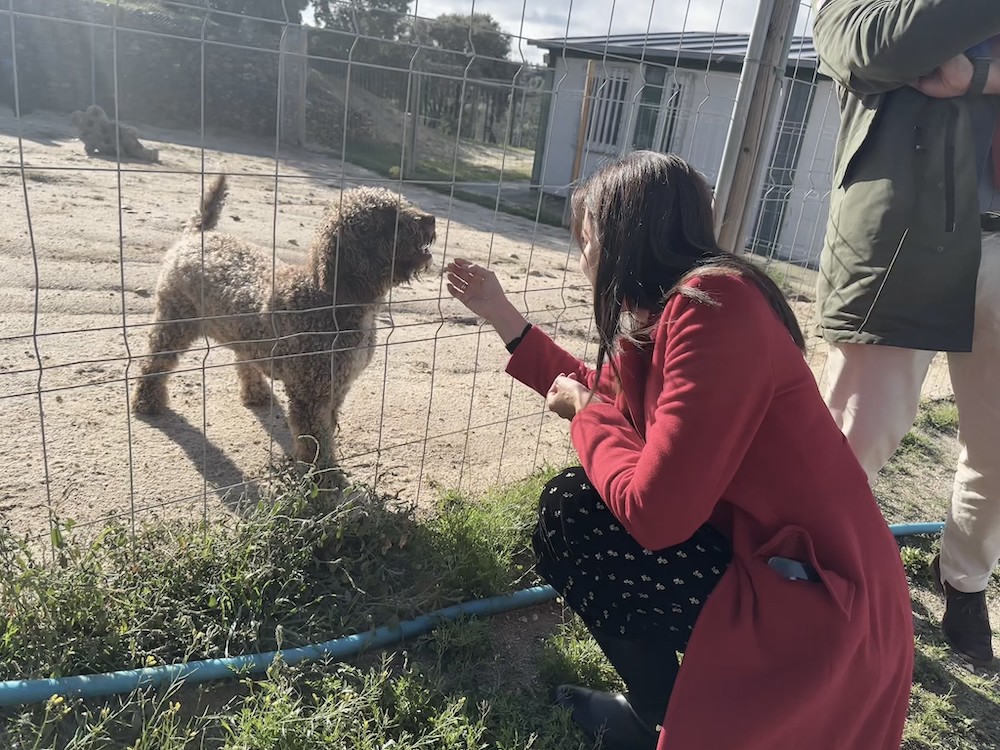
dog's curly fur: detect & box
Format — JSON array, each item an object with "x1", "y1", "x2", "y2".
[{"x1": 131, "y1": 174, "x2": 436, "y2": 473}]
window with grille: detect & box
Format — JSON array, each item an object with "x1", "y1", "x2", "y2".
[
  {"x1": 749, "y1": 77, "x2": 816, "y2": 257},
  {"x1": 632, "y1": 64, "x2": 683, "y2": 154},
  {"x1": 585, "y1": 68, "x2": 630, "y2": 151}
]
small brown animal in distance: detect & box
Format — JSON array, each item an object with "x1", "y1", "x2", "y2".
[{"x1": 69, "y1": 104, "x2": 160, "y2": 163}]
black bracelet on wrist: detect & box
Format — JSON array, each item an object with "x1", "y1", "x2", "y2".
[
  {"x1": 967, "y1": 55, "x2": 991, "y2": 97},
  {"x1": 505, "y1": 322, "x2": 532, "y2": 354}
]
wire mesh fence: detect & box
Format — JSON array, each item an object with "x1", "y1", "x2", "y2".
[{"x1": 0, "y1": 0, "x2": 954, "y2": 552}]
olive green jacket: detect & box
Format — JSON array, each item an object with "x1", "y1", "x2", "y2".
[{"x1": 813, "y1": 0, "x2": 1000, "y2": 351}]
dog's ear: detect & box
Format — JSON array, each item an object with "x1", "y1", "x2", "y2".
[
  {"x1": 312, "y1": 218, "x2": 377, "y2": 295},
  {"x1": 321, "y1": 230, "x2": 366, "y2": 290}
]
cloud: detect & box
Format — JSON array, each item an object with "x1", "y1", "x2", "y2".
[{"x1": 409, "y1": 0, "x2": 815, "y2": 63}]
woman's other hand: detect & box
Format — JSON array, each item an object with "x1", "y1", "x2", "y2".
[{"x1": 546, "y1": 373, "x2": 604, "y2": 420}]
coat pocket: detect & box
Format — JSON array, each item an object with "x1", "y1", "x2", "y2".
[
  {"x1": 834, "y1": 99, "x2": 880, "y2": 189},
  {"x1": 753, "y1": 525, "x2": 856, "y2": 620}
]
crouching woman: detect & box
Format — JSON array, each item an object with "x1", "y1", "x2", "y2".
[{"x1": 445, "y1": 151, "x2": 914, "y2": 750}]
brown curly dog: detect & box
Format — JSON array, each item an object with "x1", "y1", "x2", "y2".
[{"x1": 131, "y1": 174, "x2": 436, "y2": 476}]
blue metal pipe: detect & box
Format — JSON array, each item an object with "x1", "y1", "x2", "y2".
[
  {"x1": 0, "y1": 520, "x2": 945, "y2": 709},
  {"x1": 889, "y1": 521, "x2": 944, "y2": 537}
]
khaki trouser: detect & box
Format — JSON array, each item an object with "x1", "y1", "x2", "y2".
[{"x1": 821, "y1": 233, "x2": 1000, "y2": 593}]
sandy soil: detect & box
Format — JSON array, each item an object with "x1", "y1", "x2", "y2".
[{"x1": 0, "y1": 109, "x2": 955, "y2": 543}]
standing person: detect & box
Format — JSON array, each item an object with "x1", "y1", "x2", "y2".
[
  {"x1": 813, "y1": 0, "x2": 1000, "y2": 666},
  {"x1": 445, "y1": 151, "x2": 913, "y2": 749}
]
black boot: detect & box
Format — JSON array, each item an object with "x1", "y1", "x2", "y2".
[
  {"x1": 554, "y1": 631, "x2": 678, "y2": 750},
  {"x1": 930, "y1": 554, "x2": 995, "y2": 666}
]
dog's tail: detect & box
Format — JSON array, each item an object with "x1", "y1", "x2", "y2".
[{"x1": 186, "y1": 173, "x2": 228, "y2": 233}]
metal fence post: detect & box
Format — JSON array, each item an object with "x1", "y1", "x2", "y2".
[
  {"x1": 713, "y1": 0, "x2": 799, "y2": 254},
  {"x1": 279, "y1": 25, "x2": 308, "y2": 147}
]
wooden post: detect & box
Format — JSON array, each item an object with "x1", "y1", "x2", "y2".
[
  {"x1": 713, "y1": 0, "x2": 799, "y2": 253},
  {"x1": 403, "y1": 71, "x2": 421, "y2": 180},
  {"x1": 571, "y1": 59, "x2": 596, "y2": 185}
]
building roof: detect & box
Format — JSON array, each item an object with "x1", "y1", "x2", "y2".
[{"x1": 528, "y1": 31, "x2": 820, "y2": 72}]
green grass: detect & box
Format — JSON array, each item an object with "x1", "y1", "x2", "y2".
[
  {"x1": 918, "y1": 399, "x2": 961, "y2": 435},
  {"x1": 903, "y1": 608, "x2": 1000, "y2": 749},
  {"x1": 897, "y1": 428, "x2": 940, "y2": 459},
  {"x1": 0, "y1": 464, "x2": 557, "y2": 681},
  {"x1": 1, "y1": 615, "x2": 600, "y2": 750},
  {"x1": 873, "y1": 397, "x2": 961, "y2": 521},
  {"x1": 341, "y1": 140, "x2": 565, "y2": 227},
  {"x1": 343, "y1": 139, "x2": 530, "y2": 185},
  {"x1": 881, "y1": 401, "x2": 1000, "y2": 749},
  {"x1": 2, "y1": 444, "x2": 998, "y2": 749}
]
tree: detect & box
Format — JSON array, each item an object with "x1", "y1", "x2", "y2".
[
  {"x1": 412, "y1": 12, "x2": 520, "y2": 142},
  {"x1": 201, "y1": 0, "x2": 312, "y2": 24},
  {"x1": 311, "y1": 0, "x2": 413, "y2": 65},
  {"x1": 313, "y1": 0, "x2": 411, "y2": 40},
  {"x1": 414, "y1": 12, "x2": 513, "y2": 80}
]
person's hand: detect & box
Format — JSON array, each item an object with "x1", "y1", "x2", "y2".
[
  {"x1": 445, "y1": 257, "x2": 531, "y2": 345},
  {"x1": 911, "y1": 54, "x2": 975, "y2": 98},
  {"x1": 446, "y1": 258, "x2": 509, "y2": 320},
  {"x1": 545, "y1": 373, "x2": 604, "y2": 420}
]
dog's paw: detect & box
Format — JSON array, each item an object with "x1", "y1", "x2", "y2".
[
  {"x1": 240, "y1": 389, "x2": 273, "y2": 408},
  {"x1": 131, "y1": 385, "x2": 167, "y2": 416}
]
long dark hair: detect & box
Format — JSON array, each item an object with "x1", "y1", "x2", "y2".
[{"x1": 569, "y1": 150, "x2": 805, "y2": 381}]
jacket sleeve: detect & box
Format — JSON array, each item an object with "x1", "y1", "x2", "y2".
[
  {"x1": 505, "y1": 324, "x2": 619, "y2": 400},
  {"x1": 568, "y1": 276, "x2": 775, "y2": 551},
  {"x1": 813, "y1": 0, "x2": 1000, "y2": 94}
]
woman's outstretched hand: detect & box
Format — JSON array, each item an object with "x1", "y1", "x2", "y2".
[
  {"x1": 445, "y1": 258, "x2": 530, "y2": 345},
  {"x1": 445, "y1": 258, "x2": 508, "y2": 320},
  {"x1": 546, "y1": 373, "x2": 604, "y2": 420}
]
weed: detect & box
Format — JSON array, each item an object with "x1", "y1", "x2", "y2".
[
  {"x1": 918, "y1": 399, "x2": 960, "y2": 435},
  {"x1": 899, "y1": 545, "x2": 940, "y2": 588},
  {"x1": 538, "y1": 618, "x2": 621, "y2": 694},
  {"x1": 896, "y1": 429, "x2": 938, "y2": 460}
]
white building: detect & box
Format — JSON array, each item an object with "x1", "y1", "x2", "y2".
[{"x1": 526, "y1": 32, "x2": 841, "y2": 268}]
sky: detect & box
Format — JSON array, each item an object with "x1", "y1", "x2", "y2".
[
  {"x1": 401, "y1": 0, "x2": 815, "y2": 63},
  {"x1": 303, "y1": 1, "x2": 817, "y2": 64}
]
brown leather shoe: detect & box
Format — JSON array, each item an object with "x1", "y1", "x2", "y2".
[{"x1": 930, "y1": 554, "x2": 994, "y2": 667}]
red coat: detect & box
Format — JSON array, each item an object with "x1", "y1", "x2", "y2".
[{"x1": 507, "y1": 273, "x2": 913, "y2": 750}]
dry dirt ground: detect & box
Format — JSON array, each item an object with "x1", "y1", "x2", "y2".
[
  {"x1": 0, "y1": 109, "x2": 955, "y2": 543},
  {"x1": 0, "y1": 109, "x2": 598, "y2": 541}
]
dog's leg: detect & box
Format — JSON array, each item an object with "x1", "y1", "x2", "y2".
[
  {"x1": 286, "y1": 394, "x2": 333, "y2": 466},
  {"x1": 131, "y1": 300, "x2": 200, "y2": 415},
  {"x1": 236, "y1": 358, "x2": 271, "y2": 407},
  {"x1": 288, "y1": 393, "x2": 347, "y2": 493},
  {"x1": 328, "y1": 383, "x2": 349, "y2": 443}
]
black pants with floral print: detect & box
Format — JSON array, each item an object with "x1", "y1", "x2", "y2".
[{"x1": 533, "y1": 467, "x2": 732, "y2": 651}]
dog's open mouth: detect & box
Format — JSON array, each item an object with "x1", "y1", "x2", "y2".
[
  {"x1": 395, "y1": 240, "x2": 435, "y2": 280},
  {"x1": 416, "y1": 248, "x2": 434, "y2": 272},
  {"x1": 418, "y1": 230, "x2": 437, "y2": 262}
]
